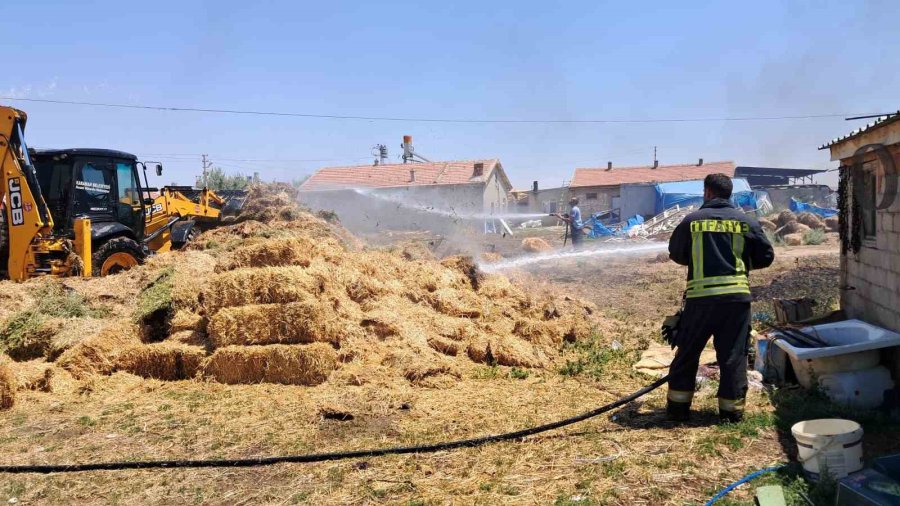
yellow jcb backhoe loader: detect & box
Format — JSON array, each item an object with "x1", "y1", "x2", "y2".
[{"x1": 1, "y1": 104, "x2": 246, "y2": 280}]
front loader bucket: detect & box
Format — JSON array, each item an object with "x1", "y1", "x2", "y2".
[{"x1": 217, "y1": 189, "x2": 249, "y2": 219}]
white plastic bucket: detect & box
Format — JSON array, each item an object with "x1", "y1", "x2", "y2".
[{"x1": 791, "y1": 419, "x2": 864, "y2": 481}]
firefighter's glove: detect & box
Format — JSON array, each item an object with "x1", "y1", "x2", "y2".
[{"x1": 661, "y1": 311, "x2": 682, "y2": 349}]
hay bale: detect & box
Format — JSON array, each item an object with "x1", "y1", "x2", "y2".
[
  {"x1": 783, "y1": 233, "x2": 804, "y2": 246},
  {"x1": 427, "y1": 336, "x2": 462, "y2": 356},
  {"x1": 797, "y1": 212, "x2": 825, "y2": 230},
  {"x1": 512, "y1": 318, "x2": 553, "y2": 345},
  {"x1": 202, "y1": 343, "x2": 338, "y2": 385},
  {"x1": 116, "y1": 343, "x2": 206, "y2": 381},
  {"x1": 167, "y1": 330, "x2": 209, "y2": 347},
  {"x1": 0, "y1": 355, "x2": 16, "y2": 409},
  {"x1": 382, "y1": 350, "x2": 460, "y2": 386},
  {"x1": 56, "y1": 323, "x2": 141, "y2": 379},
  {"x1": 825, "y1": 216, "x2": 839, "y2": 232},
  {"x1": 480, "y1": 252, "x2": 503, "y2": 263},
  {"x1": 169, "y1": 310, "x2": 205, "y2": 333},
  {"x1": 217, "y1": 237, "x2": 343, "y2": 271},
  {"x1": 12, "y1": 360, "x2": 56, "y2": 392},
  {"x1": 203, "y1": 266, "x2": 324, "y2": 313},
  {"x1": 440, "y1": 256, "x2": 483, "y2": 290},
  {"x1": 758, "y1": 218, "x2": 777, "y2": 231},
  {"x1": 207, "y1": 301, "x2": 354, "y2": 348},
  {"x1": 522, "y1": 237, "x2": 552, "y2": 253},
  {"x1": 47, "y1": 317, "x2": 107, "y2": 360},
  {"x1": 775, "y1": 210, "x2": 797, "y2": 227},
  {"x1": 426, "y1": 288, "x2": 483, "y2": 318},
  {"x1": 775, "y1": 221, "x2": 810, "y2": 237}
]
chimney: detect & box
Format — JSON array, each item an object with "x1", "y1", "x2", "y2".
[
  {"x1": 473, "y1": 162, "x2": 484, "y2": 177},
  {"x1": 402, "y1": 135, "x2": 413, "y2": 163},
  {"x1": 532, "y1": 180, "x2": 539, "y2": 194},
  {"x1": 698, "y1": 158, "x2": 704, "y2": 166},
  {"x1": 409, "y1": 169, "x2": 416, "y2": 183},
  {"x1": 653, "y1": 160, "x2": 659, "y2": 169},
  {"x1": 606, "y1": 161, "x2": 613, "y2": 171}
]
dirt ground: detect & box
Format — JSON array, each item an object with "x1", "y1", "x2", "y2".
[{"x1": 1, "y1": 234, "x2": 897, "y2": 506}]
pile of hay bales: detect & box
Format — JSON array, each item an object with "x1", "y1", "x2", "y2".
[
  {"x1": 522, "y1": 237, "x2": 553, "y2": 253},
  {"x1": 0, "y1": 183, "x2": 596, "y2": 390},
  {"x1": 797, "y1": 212, "x2": 825, "y2": 230},
  {"x1": 768, "y1": 208, "x2": 837, "y2": 246}
]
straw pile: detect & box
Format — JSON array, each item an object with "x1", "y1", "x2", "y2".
[
  {"x1": 797, "y1": 212, "x2": 825, "y2": 230},
  {"x1": 775, "y1": 220, "x2": 810, "y2": 237},
  {"x1": 783, "y1": 233, "x2": 804, "y2": 246},
  {"x1": 0, "y1": 354, "x2": 15, "y2": 409},
  {"x1": 775, "y1": 210, "x2": 797, "y2": 227},
  {"x1": 758, "y1": 217, "x2": 777, "y2": 231},
  {"x1": 522, "y1": 237, "x2": 552, "y2": 253},
  {"x1": 0, "y1": 183, "x2": 598, "y2": 388}
]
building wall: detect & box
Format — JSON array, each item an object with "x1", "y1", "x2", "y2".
[
  {"x1": 839, "y1": 143, "x2": 900, "y2": 334},
  {"x1": 619, "y1": 184, "x2": 658, "y2": 218},
  {"x1": 568, "y1": 185, "x2": 619, "y2": 216},
  {"x1": 482, "y1": 169, "x2": 511, "y2": 215},
  {"x1": 511, "y1": 187, "x2": 569, "y2": 214}
]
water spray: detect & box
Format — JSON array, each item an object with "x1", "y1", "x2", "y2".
[
  {"x1": 352, "y1": 188, "x2": 548, "y2": 220},
  {"x1": 480, "y1": 242, "x2": 668, "y2": 272}
]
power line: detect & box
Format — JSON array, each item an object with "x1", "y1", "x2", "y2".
[{"x1": 1, "y1": 96, "x2": 878, "y2": 124}]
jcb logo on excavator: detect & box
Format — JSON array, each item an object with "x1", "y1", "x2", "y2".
[{"x1": 7, "y1": 177, "x2": 25, "y2": 226}]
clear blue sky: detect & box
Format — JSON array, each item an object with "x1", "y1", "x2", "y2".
[{"x1": 4, "y1": 0, "x2": 898, "y2": 189}]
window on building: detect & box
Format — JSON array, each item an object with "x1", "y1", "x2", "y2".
[{"x1": 586, "y1": 192, "x2": 598, "y2": 200}]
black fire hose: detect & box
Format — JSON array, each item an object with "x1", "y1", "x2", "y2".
[{"x1": 0, "y1": 375, "x2": 669, "y2": 474}]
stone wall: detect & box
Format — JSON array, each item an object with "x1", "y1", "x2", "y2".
[{"x1": 840, "y1": 147, "x2": 900, "y2": 333}]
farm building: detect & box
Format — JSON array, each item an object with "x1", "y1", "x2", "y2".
[
  {"x1": 510, "y1": 182, "x2": 569, "y2": 215},
  {"x1": 734, "y1": 166, "x2": 825, "y2": 186},
  {"x1": 820, "y1": 111, "x2": 900, "y2": 334},
  {"x1": 568, "y1": 160, "x2": 736, "y2": 216},
  {"x1": 298, "y1": 159, "x2": 513, "y2": 234}
]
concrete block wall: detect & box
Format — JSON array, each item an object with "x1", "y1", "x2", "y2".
[{"x1": 842, "y1": 204, "x2": 900, "y2": 333}]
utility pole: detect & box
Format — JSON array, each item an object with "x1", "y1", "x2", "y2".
[
  {"x1": 201, "y1": 154, "x2": 210, "y2": 187},
  {"x1": 653, "y1": 146, "x2": 658, "y2": 169}
]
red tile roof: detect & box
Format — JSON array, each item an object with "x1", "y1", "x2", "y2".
[
  {"x1": 570, "y1": 161, "x2": 735, "y2": 187},
  {"x1": 299, "y1": 159, "x2": 510, "y2": 191}
]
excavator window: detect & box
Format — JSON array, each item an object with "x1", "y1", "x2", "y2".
[
  {"x1": 115, "y1": 162, "x2": 143, "y2": 234},
  {"x1": 73, "y1": 161, "x2": 114, "y2": 219}
]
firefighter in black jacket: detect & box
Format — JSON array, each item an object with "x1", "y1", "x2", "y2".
[{"x1": 667, "y1": 174, "x2": 774, "y2": 422}]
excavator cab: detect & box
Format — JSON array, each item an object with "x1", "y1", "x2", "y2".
[{"x1": 32, "y1": 149, "x2": 150, "y2": 275}]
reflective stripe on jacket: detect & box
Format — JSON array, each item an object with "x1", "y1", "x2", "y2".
[{"x1": 668, "y1": 199, "x2": 775, "y2": 303}]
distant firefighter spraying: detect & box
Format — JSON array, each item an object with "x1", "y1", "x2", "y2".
[
  {"x1": 553, "y1": 197, "x2": 586, "y2": 250},
  {"x1": 663, "y1": 173, "x2": 774, "y2": 423}
]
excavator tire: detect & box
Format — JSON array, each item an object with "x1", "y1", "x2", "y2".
[{"x1": 92, "y1": 236, "x2": 145, "y2": 276}]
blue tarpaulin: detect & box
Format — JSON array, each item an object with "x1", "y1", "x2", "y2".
[
  {"x1": 584, "y1": 214, "x2": 644, "y2": 238},
  {"x1": 654, "y1": 178, "x2": 756, "y2": 213},
  {"x1": 789, "y1": 197, "x2": 837, "y2": 218}
]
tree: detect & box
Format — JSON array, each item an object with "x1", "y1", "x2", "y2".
[{"x1": 197, "y1": 167, "x2": 249, "y2": 191}]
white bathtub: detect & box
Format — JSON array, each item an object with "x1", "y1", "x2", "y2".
[{"x1": 773, "y1": 319, "x2": 900, "y2": 390}]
